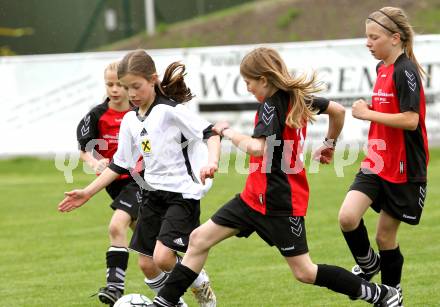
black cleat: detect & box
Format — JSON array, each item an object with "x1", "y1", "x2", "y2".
[
  {"x1": 97, "y1": 286, "x2": 123, "y2": 306},
  {"x1": 374, "y1": 286, "x2": 400, "y2": 307}
]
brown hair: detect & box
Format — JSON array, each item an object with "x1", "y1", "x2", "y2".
[
  {"x1": 118, "y1": 49, "x2": 193, "y2": 103},
  {"x1": 240, "y1": 47, "x2": 322, "y2": 128},
  {"x1": 366, "y1": 7, "x2": 425, "y2": 76}
]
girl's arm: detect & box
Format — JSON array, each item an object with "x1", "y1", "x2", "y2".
[
  {"x1": 214, "y1": 122, "x2": 266, "y2": 157},
  {"x1": 200, "y1": 135, "x2": 221, "y2": 184},
  {"x1": 79, "y1": 150, "x2": 109, "y2": 174},
  {"x1": 58, "y1": 167, "x2": 119, "y2": 212},
  {"x1": 323, "y1": 100, "x2": 346, "y2": 141},
  {"x1": 352, "y1": 99, "x2": 419, "y2": 130},
  {"x1": 312, "y1": 100, "x2": 346, "y2": 164}
]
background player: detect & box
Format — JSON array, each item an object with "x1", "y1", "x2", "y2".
[
  {"x1": 338, "y1": 7, "x2": 428, "y2": 306},
  {"x1": 76, "y1": 61, "x2": 142, "y2": 306}
]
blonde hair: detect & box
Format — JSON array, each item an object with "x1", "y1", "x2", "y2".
[
  {"x1": 240, "y1": 47, "x2": 321, "y2": 128},
  {"x1": 118, "y1": 49, "x2": 193, "y2": 103},
  {"x1": 366, "y1": 6, "x2": 424, "y2": 76},
  {"x1": 104, "y1": 61, "x2": 119, "y2": 75}
]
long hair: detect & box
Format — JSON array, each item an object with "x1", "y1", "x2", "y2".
[
  {"x1": 240, "y1": 47, "x2": 322, "y2": 128},
  {"x1": 366, "y1": 6, "x2": 425, "y2": 76},
  {"x1": 118, "y1": 49, "x2": 193, "y2": 103}
]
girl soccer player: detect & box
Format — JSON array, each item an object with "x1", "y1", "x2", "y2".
[
  {"x1": 59, "y1": 50, "x2": 220, "y2": 307},
  {"x1": 148, "y1": 47, "x2": 401, "y2": 307},
  {"x1": 76, "y1": 61, "x2": 142, "y2": 305},
  {"x1": 338, "y1": 7, "x2": 428, "y2": 306}
]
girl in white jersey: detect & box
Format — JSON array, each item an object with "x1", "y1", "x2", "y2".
[{"x1": 58, "y1": 50, "x2": 220, "y2": 307}]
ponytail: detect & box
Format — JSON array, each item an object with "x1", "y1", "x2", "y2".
[{"x1": 157, "y1": 62, "x2": 194, "y2": 103}]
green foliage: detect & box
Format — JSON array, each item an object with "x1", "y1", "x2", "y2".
[
  {"x1": 276, "y1": 8, "x2": 300, "y2": 29},
  {"x1": 1, "y1": 149, "x2": 439, "y2": 306}
]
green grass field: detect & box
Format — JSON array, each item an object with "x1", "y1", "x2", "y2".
[{"x1": 1, "y1": 149, "x2": 439, "y2": 306}]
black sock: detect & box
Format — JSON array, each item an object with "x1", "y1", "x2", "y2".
[
  {"x1": 106, "y1": 246, "x2": 129, "y2": 292},
  {"x1": 380, "y1": 246, "x2": 404, "y2": 287},
  {"x1": 342, "y1": 219, "x2": 379, "y2": 275},
  {"x1": 155, "y1": 263, "x2": 198, "y2": 306},
  {"x1": 314, "y1": 264, "x2": 363, "y2": 297}
]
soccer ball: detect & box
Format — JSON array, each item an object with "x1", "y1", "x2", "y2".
[{"x1": 114, "y1": 293, "x2": 153, "y2": 306}]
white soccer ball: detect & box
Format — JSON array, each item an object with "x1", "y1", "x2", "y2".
[{"x1": 114, "y1": 293, "x2": 153, "y2": 307}]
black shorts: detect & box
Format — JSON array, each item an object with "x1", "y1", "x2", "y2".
[
  {"x1": 350, "y1": 170, "x2": 427, "y2": 225},
  {"x1": 106, "y1": 179, "x2": 142, "y2": 221},
  {"x1": 211, "y1": 194, "x2": 308, "y2": 257},
  {"x1": 129, "y1": 190, "x2": 201, "y2": 256}
]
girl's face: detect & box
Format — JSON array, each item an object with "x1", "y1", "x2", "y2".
[
  {"x1": 242, "y1": 76, "x2": 276, "y2": 103},
  {"x1": 120, "y1": 73, "x2": 157, "y2": 108},
  {"x1": 365, "y1": 22, "x2": 399, "y2": 62},
  {"x1": 104, "y1": 69, "x2": 128, "y2": 106}
]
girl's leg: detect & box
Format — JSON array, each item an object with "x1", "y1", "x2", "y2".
[
  {"x1": 339, "y1": 190, "x2": 380, "y2": 279},
  {"x1": 285, "y1": 253, "x2": 400, "y2": 305},
  {"x1": 154, "y1": 220, "x2": 238, "y2": 306},
  {"x1": 376, "y1": 211, "x2": 403, "y2": 299},
  {"x1": 98, "y1": 209, "x2": 133, "y2": 303}
]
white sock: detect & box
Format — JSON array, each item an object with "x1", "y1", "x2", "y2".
[
  {"x1": 191, "y1": 269, "x2": 209, "y2": 289},
  {"x1": 144, "y1": 271, "x2": 168, "y2": 294}
]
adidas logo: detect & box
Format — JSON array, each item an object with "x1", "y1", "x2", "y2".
[
  {"x1": 140, "y1": 128, "x2": 148, "y2": 136},
  {"x1": 173, "y1": 238, "x2": 185, "y2": 246}
]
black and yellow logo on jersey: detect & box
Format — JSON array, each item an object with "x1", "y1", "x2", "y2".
[{"x1": 141, "y1": 139, "x2": 151, "y2": 153}]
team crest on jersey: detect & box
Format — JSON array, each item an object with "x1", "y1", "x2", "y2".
[{"x1": 141, "y1": 139, "x2": 152, "y2": 154}]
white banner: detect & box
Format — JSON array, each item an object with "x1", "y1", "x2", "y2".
[{"x1": 1, "y1": 35, "x2": 439, "y2": 156}]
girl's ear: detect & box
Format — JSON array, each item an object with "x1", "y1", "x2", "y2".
[
  {"x1": 149, "y1": 73, "x2": 159, "y2": 84},
  {"x1": 391, "y1": 32, "x2": 402, "y2": 46},
  {"x1": 260, "y1": 76, "x2": 269, "y2": 87}
]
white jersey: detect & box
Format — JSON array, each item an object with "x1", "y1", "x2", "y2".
[{"x1": 110, "y1": 95, "x2": 213, "y2": 200}]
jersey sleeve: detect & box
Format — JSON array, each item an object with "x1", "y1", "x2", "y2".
[
  {"x1": 252, "y1": 101, "x2": 283, "y2": 138},
  {"x1": 308, "y1": 96, "x2": 330, "y2": 114},
  {"x1": 76, "y1": 111, "x2": 100, "y2": 151},
  {"x1": 109, "y1": 114, "x2": 141, "y2": 174},
  {"x1": 172, "y1": 104, "x2": 214, "y2": 140},
  {"x1": 394, "y1": 66, "x2": 421, "y2": 113}
]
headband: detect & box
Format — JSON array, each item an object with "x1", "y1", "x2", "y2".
[
  {"x1": 378, "y1": 10, "x2": 403, "y2": 32},
  {"x1": 367, "y1": 17, "x2": 395, "y2": 33}
]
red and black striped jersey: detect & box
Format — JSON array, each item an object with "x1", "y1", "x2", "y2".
[
  {"x1": 362, "y1": 54, "x2": 429, "y2": 183},
  {"x1": 240, "y1": 90, "x2": 329, "y2": 216}
]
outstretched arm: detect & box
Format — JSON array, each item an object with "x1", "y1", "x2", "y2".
[
  {"x1": 58, "y1": 167, "x2": 119, "y2": 212},
  {"x1": 213, "y1": 121, "x2": 266, "y2": 157}
]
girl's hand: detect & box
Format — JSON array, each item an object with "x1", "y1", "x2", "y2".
[
  {"x1": 58, "y1": 189, "x2": 91, "y2": 212},
  {"x1": 352, "y1": 99, "x2": 371, "y2": 120},
  {"x1": 200, "y1": 163, "x2": 218, "y2": 184},
  {"x1": 94, "y1": 158, "x2": 110, "y2": 174},
  {"x1": 312, "y1": 145, "x2": 335, "y2": 164},
  {"x1": 212, "y1": 121, "x2": 230, "y2": 136}
]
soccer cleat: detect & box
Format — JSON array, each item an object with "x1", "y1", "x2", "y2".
[
  {"x1": 352, "y1": 262, "x2": 380, "y2": 282},
  {"x1": 97, "y1": 286, "x2": 123, "y2": 306},
  {"x1": 374, "y1": 286, "x2": 400, "y2": 307},
  {"x1": 177, "y1": 298, "x2": 188, "y2": 307},
  {"x1": 191, "y1": 281, "x2": 216, "y2": 307}
]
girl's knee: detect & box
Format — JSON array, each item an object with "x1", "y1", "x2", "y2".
[
  {"x1": 108, "y1": 223, "x2": 125, "y2": 240},
  {"x1": 338, "y1": 210, "x2": 359, "y2": 231}
]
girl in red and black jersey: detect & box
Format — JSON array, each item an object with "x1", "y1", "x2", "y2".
[
  {"x1": 149, "y1": 47, "x2": 400, "y2": 307},
  {"x1": 338, "y1": 7, "x2": 428, "y2": 306},
  {"x1": 76, "y1": 61, "x2": 142, "y2": 305}
]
